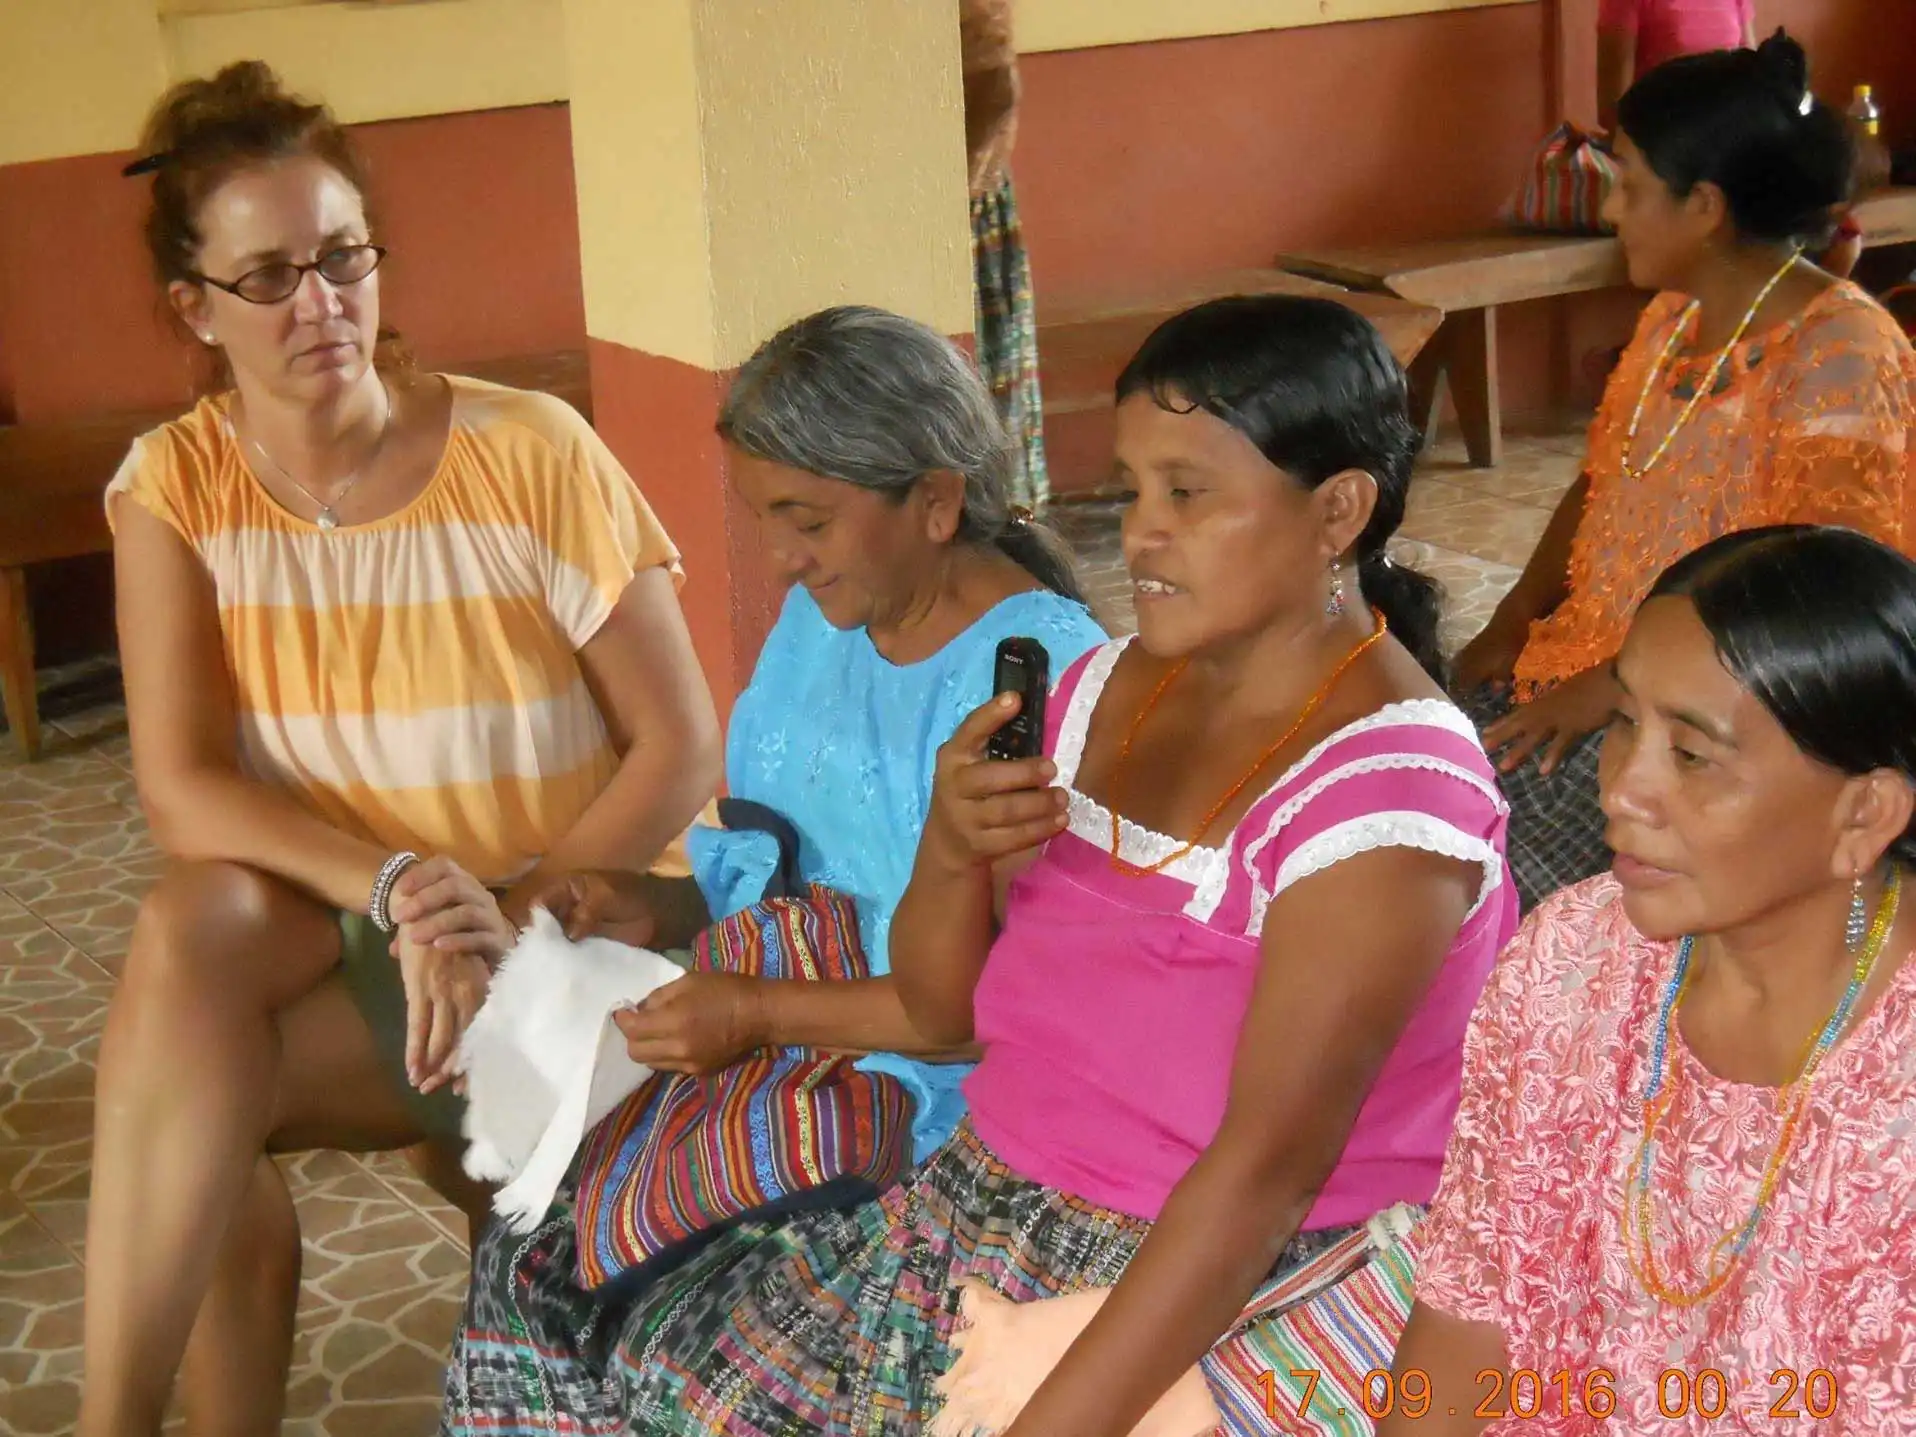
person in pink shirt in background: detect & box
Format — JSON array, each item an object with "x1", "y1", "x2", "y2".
[{"x1": 1599, "y1": 0, "x2": 1755, "y2": 132}]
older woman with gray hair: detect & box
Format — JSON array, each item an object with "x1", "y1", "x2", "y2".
[{"x1": 444, "y1": 306, "x2": 1103, "y2": 1433}]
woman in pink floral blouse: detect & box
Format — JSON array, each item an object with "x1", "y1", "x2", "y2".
[{"x1": 1386, "y1": 525, "x2": 1916, "y2": 1436}]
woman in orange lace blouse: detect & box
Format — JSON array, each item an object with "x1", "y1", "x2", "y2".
[{"x1": 1455, "y1": 32, "x2": 1916, "y2": 912}]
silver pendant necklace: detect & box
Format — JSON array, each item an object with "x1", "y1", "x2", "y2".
[{"x1": 243, "y1": 381, "x2": 394, "y2": 532}]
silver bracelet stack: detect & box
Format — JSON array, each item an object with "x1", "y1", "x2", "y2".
[{"x1": 369, "y1": 851, "x2": 421, "y2": 933}]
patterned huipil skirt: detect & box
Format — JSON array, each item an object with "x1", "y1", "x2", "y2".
[{"x1": 444, "y1": 1120, "x2": 1352, "y2": 1436}]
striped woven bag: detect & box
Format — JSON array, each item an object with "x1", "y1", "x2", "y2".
[
  {"x1": 1502, "y1": 122, "x2": 1619, "y2": 235},
  {"x1": 1201, "y1": 1205, "x2": 1421, "y2": 1435},
  {"x1": 570, "y1": 801, "x2": 914, "y2": 1293}
]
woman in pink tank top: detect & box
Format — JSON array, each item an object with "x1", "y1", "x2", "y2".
[
  {"x1": 1598, "y1": 0, "x2": 1754, "y2": 131},
  {"x1": 528, "y1": 295, "x2": 1516, "y2": 1437},
  {"x1": 893, "y1": 297, "x2": 1518, "y2": 1436}
]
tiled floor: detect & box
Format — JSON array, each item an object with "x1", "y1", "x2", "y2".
[
  {"x1": 0, "y1": 422, "x2": 1581, "y2": 1434},
  {"x1": 0, "y1": 704, "x2": 474, "y2": 1436}
]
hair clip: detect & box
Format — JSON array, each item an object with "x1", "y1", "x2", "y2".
[{"x1": 121, "y1": 150, "x2": 174, "y2": 178}]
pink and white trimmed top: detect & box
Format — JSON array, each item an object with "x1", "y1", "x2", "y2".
[{"x1": 963, "y1": 637, "x2": 1518, "y2": 1224}]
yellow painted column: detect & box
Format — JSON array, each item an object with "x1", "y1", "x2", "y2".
[
  {"x1": 0, "y1": 0, "x2": 166, "y2": 167},
  {"x1": 563, "y1": 0, "x2": 973, "y2": 710}
]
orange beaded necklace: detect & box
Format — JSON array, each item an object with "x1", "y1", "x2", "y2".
[{"x1": 1104, "y1": 612, "x2": 1389, "y2": 877}]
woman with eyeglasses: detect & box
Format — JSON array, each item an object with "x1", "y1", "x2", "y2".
[{"x1": 80, "y1": 62, "x2": 721, "y2": 1437}]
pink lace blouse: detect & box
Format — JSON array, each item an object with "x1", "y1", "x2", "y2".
[{"x1": 1417, "y1": 874, "x2": 1916, "y2": 1434}]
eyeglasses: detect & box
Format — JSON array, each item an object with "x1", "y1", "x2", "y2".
[{"x1": 191, "y1": 243, "x2": 387, "y2": 305}]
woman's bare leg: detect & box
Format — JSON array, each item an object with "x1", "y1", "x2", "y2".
[
  {"x1": 177, "y1": 973, "x2": 423, "y2": 1437},
  {"x1": 77, "y1": 861, "x2": 350, "y2": 1437},
  {"x1": 174, "y1": 1159, "x2": 300, "y2": 1437}
]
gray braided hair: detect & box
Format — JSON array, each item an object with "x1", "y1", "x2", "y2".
[{"x1": 716, "y1": 305, "x2": 1084, "y2": 603}]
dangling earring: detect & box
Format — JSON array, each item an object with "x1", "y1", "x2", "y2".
[
  {"x1": 1846, "y1": 873, "x2": 1869, "y2": 953},
  {"x1": 1325, "y1": 564, "x2": 1347, "y2": 618}
]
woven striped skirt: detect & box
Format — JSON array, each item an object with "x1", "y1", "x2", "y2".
[
  {"x1": 444, "y1": 1121, "x2": 1356, "y2": 1436},
  {"x1": 1453, "y1": 680, "x2": 1607, "y2": 913},
  {"x1": 972, "y1": 175, "x2": 1048, "y2": 511}
]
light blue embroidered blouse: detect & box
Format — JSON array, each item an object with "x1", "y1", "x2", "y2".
[{"x1": 686, "y1": 584, "x2": 1106, "y2": 1161}]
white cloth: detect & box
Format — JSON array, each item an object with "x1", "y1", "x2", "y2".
[{"x1": 456, "y1": 906, "x2": 684, "y2": 1232}]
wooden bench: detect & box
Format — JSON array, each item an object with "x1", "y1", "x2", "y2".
[
  {"x1": 1277, "y1": 185, "x2": 1916, "y2": 470},
  {"x1": 0, "y1": 411, "x2": 169, "y2": 761},
  {"x1": 1037, "y1": 269, "x2": 1443, "y2": 498},
  {"x1": 0, "y1": 350, "x2": 591, "y2": 761}
]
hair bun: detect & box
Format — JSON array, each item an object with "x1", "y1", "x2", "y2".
[
  {"x1": 1753, "y1": 28, "x2": 1812, "y2": 106},
  {"x1": 139, "y1": 60, "x2": 308, "y2": 157},
  {"x1": 1617, "y1": 27, "x2": 1849, "y2": 247}
]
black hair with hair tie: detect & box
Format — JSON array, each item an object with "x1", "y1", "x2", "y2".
[{"x1": 1616, "y1": 28, "x2": 1851, "y2": 248}]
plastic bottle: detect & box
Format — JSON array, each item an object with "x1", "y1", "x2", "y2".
[
  {"x1": 1848, "y1": 84, "x2": 1891, "y2": 195},
  {"x1": 1849, "y1": 84, "x2": 1882, "y2": 137}
]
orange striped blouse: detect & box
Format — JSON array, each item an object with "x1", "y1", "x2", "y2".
[{"x1": 106, "y1": 376, "x2": 680, "y2": 886}]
